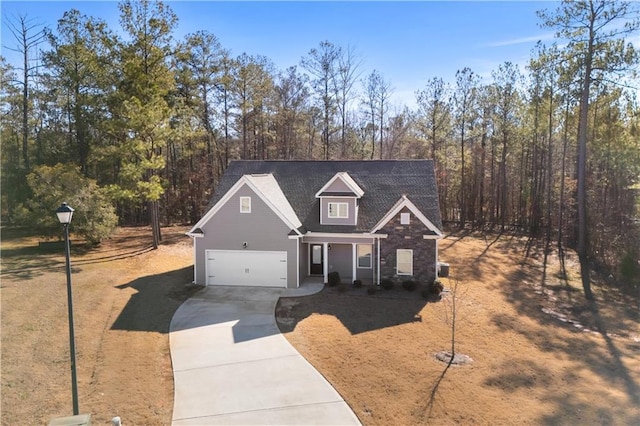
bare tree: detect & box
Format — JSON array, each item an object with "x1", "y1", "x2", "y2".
[{"x1": 3, "y1": 14, "x2": 46, "y2": 172}]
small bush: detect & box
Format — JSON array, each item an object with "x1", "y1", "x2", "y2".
[
  {"x1": 381, "y1": 278, "x2": 394, "y2": 290},
  {"x1": 421, "y1": 288, "x2": 430, "y2": 299},
  {"x1": 367, "y1": 286, "x2": 377, "y2": 295},
  {"x1": 328, "y1": 271, "x2": 340, "y2": 287},
  {"x1": 402, "y1": 280, "x2": 417, "y2": 291},
  {"x1": 428, "y1": 279, "x2": 444, "y2": 295},
  {"x1": 353, "y1": 279, "x2": 362, "y2": 288}
]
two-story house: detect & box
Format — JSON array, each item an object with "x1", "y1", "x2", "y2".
[{"x1": 187, "y1": 160, "x2": 443, "y2": 288}]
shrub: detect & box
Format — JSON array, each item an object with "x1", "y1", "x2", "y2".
[
  {"x1": 328, "y1": 271, "x2": 340, "y2": 287},
  {"x1": 23, "y1": 164, "x2": 117, "y2": 244},
  {"x1": 353, "y1": 279, "x2": 362, "y2": 288},
  {"x1": 367, "y1": 286, "x2": 377, "y2": 295},
  {"x1": 428, "y1": 279, "x2": 444, "y2": 295},
  {"x1": 421, "y1": 288, "x2": 430, "y2": 299},
  {"x1": 381, "y1": 278, "x2": 394, "y2": 290},
  {"x1": 402, "y1": 280, "x2": 417, "y2": 291}
]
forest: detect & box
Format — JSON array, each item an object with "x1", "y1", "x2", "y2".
[{"x1": 1, "y1": 0, "x2": 639, "y2": 296}]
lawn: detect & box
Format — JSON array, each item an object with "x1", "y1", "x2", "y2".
[
  {"x1": 276, "y1": 232, "x2": 640, "y2": 425},
  {"x1": 2, "y1": 227, "x2": 638, "y2": 425},
  {"x1": 1, "y1": 226, "x2": 197, "y2": 425}
]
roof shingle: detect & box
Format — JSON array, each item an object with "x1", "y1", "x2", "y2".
[{"x1": 208, "y1": 160, "x2": 442, "y2": 233}]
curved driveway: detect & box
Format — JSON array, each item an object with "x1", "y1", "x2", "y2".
[{"x1": 169, "y1": 284, "x2": 361, "y2": 425}]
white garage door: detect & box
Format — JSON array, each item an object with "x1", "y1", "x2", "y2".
[{"x1": 206, "y1": 250, "x2": 287, "y2": 287}]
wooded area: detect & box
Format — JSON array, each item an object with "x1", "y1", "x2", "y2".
[{"x1": 1, "y1": 0, "x2": 639, "y2": 292}]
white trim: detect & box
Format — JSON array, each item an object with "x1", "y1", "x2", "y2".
[
  {"x1": 187, "y1": 232, "x2": 205, "y2": 238},
  {"x1": 396, "y1": 249, "x2": 413, "y2": 276},
  {"x1": 240, "y1": 196, "x2": 251, "y2": 213},
  {"x1": 356, "y1": 244, "x2": 373, "y2": 269},
  {"x1": 323, "y1": 243, "x2": 329, "y2": 283},
  {"x1": 188, "y1": 174, "x2": 302, "y2": 236},
  {"x1": 352, "y1": 243, "x2": 357, "y2": 282},
  {"x1": 377, "y1": 237, "x2": 381, "y2": 285},
  {"x1": 422, "y1": 235, "x2": 442, "y2": 240},
  {"x1": 295, "y1": 239, "x2": 300, "y2": 288},
  {"x1": 315, "y1": 172, "x2": 364, "y2": 198},
  {"x1": 328, "y1": 202, "x2": 349, "y2": 218},
  {"x1": 370, "y1": 195, "x2": 443, "y2": 237},
  {"x1": 192, "y1": 238, "x2": 198, "y2": 284},
  {"x1": 303, "y1": 231, "x2": 385, "y2": 239}
]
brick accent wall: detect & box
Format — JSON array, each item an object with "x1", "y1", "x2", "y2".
[{"x1": 379, "y1": 207, "x2": 438, "y2": 283}]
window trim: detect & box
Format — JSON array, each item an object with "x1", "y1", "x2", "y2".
[
  {"x1": 400, "y1": 212, "x2": 410, "y2": 225},
  {"x1": 357, "y1": 244, "x2": 372, "y2": 269},
  {"x1": 328, "y1": 202, "x2": 349, "y2": 218},
  {"x1": 396, "y1": 249, "x2": 413, "y2": 276},
  {"x1": 240, "y1": 196, "x2": 251, "y2": 213}
]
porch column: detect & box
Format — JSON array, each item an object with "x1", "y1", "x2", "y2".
[
  {"x1": 352, "y1": 243, "x2": 357, "y2": 283},
  {"x1": 377, "y1": 237, "x2": 381, "y2": 286},
  {"x1": 323, "y1": 242, "x2": 329, "y2": 283}
]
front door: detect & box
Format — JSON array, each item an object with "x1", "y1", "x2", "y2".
[{"x1": 310, "y1": 244, "x2": 323, "y2": 275}]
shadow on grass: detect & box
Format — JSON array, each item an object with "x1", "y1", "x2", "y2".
[
  {"x1": 489, "y1": 258, "x2": 640, "y2": 424},
  {"x1": 277, "y1": 286, "x2": 431, "y2": 335},
  {"x1": 111, "y1": 266, "x2": 201, "y2": 333}
]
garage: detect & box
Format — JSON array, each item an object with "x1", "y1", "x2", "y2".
[{"x1": 205, "y1": 250, "x2": 287, "y2": 287}]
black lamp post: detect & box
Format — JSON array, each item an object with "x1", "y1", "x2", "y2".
[{"x1": 56, "y1": 202, "x2": 79, "y2": 416}]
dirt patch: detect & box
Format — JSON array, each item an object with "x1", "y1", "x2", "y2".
[
  {"x1": 276, "y1": 232, "x2": 640, "y2": 425},
  {"x1": 1, "y1": 226, "x2": 197, "y2": 425}
]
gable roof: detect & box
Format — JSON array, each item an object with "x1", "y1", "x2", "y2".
[
  {"x1": 205, "y1": 160, "x2": 443, "y2": 234},
  {"x1": 189, "y1": 173, "x2": 302, "y2": 236},
  {"x1": 371, "y1": 195, "x2": 443, "y2": 237},
  {"x1": 315, "y1": 172, "x2": 365, "y2": 198}
]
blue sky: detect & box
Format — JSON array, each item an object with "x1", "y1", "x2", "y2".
[{"x1": 1, "y1": 1, "x2": 559, "y2": 107}]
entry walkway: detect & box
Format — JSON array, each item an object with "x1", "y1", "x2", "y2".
[{"x1": 169, "y1": 283, "x2": 361, "y2": 425}]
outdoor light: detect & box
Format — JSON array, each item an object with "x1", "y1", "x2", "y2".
[
  {"x1": 56, "y1": 202, "x2": 79, "y2": 416},
  {"x1": 56, "y1": 202, "x2": 75, "y2": 225}
]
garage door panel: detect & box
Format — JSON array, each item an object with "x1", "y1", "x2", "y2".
[{"x1": 206, "y1": 250, "x2": 287, "y2": 287}]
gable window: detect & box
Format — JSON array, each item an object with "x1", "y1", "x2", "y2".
[
  {"x1": 396, "y1": 249, "x2": 413, "y2": 275},
  {"x1": 240, "y1": 196, "x2": 251, "y2": 213},
  {"x1": 328, "y1": 202, "x2": 348, "y2": 218},
  {"x1": 400, "y1": 212, "x2": 410, "y2": 225},
  {"x1": 357, "y1": 244, "x2": 372, "y2": 268}
]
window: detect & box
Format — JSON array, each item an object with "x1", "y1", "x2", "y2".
[
  {"x1": 328, "y1": 202, "x2": 348, "y2": 218},
  {"x1": 400, "y1": 212, "x2": 410, "y2": 225},
  {"x1": 396, "y1": 249, "x2": 413, "y2": 275},
  {"x1": 357, "y1": 244, "x2": 372, "y2": 268},
  {"x1": 240, "y1": 196, "x2": 251, "y2": 213}
]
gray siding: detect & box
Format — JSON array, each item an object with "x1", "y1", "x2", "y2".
[
  {"x1": 320, "y1": 197, "x2": 357, "y2": 225},
  {"x1": 195, "y1": 184, "x2": 298, "y2": 288},
  {"x1": 324, "y1": 178, "x2": 352, "y2": 193}
]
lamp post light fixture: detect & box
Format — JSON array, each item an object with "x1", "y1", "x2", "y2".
[{"x1": 56, "y1": 202, "x2": 79, "y2": 416}]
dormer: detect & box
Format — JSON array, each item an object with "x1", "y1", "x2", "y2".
[{"x1": 315, "y1": 172, "x2": 364, "y2": 226}]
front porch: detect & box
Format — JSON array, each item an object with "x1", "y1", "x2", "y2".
[{"x1": 299, "y1": 235, "x2": 380, "y2": 287}]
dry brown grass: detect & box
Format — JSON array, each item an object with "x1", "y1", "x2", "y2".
[
  {"x1": 1, "y1": 226, "x2": 197, "y2": 425},
  {"x1": 2, "y1": 227, "x2": 638, "y2": 425},
  {"x1": 276, "y1": 232, "x2": 640, "y2": 425}
]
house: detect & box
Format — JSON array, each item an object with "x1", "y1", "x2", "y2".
[{"x1": 187, "y1": 160, "x2": 443, "y2": 288}]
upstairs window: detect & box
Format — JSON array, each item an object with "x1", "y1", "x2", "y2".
[
  {"x1": 328, "y1": 202, "x2": 348, "y2": 218},
  {"x1": 400, "y1": 212, "x2": 410, "y2": 225},
  {"x1": 240, "y1": 196, "x2": 251, "y2": 213}
]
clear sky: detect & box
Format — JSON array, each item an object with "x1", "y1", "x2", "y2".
[{"x1": 1, "y1": 1, "x2": 560, "y2": 107}]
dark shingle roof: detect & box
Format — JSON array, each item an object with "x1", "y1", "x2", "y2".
[{"x1": 208, "y1": 160, "x2": 442, "y2": 233}]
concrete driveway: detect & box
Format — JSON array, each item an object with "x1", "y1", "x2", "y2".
[{"x1": 169, "y1": 284, "x2": 361, "y2": 425}]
